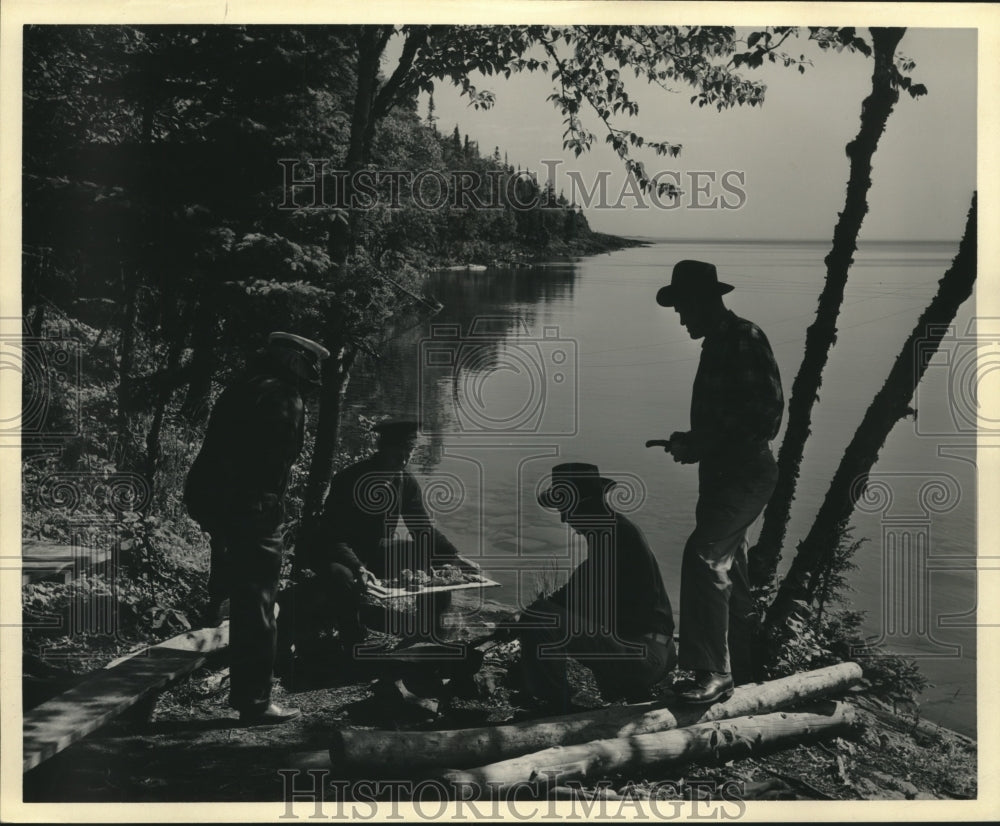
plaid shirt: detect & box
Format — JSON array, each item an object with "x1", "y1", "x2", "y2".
[{"x1": 690, "y1": 309, "x2": 783, "y2": 457}]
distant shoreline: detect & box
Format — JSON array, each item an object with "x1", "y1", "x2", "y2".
[
  {"x1": 436, "y1": 230, "x2": 649, "y2": 269},
  {"x1": 614, "y1": 236, "x2": 961, "y2": 246}
]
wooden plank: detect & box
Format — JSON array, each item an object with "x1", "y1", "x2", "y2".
[
  {"x1": 24, "y1": 622, "x2": 232, "y2": 773},
  {"x1": 368, "y1": 576, "x2": 501, "y2": 600},
  {"x1": 156, "y1": 622, "x2": 230, "y2": 653},
  {"x1": 104, "y1": 622, "x2": 230, "y2": 669},
  {"x1": 23, "y1": 649, "x2": 207, "y2": 772},
  {"x1": 21, "y1": 541, "x2": 113, "y2": 585}
]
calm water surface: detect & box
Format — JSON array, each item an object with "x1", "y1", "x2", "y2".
[{"x1": 344, "y1": 240, "x2": 977, "y2": 737}]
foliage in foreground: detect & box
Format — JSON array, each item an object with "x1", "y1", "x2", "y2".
[{"x1": 760, "y1": 528, "x2": 928, "y2": 706}]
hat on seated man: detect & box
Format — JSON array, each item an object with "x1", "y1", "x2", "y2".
[
  {"x1": 515, "y1": 462, "x2": 676, "y2": 709},
  {"x1": 372, "y1": 419, "x2": 420, "y2": 443}
]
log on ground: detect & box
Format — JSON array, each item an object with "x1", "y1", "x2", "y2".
[
  {"x1": 442, "y1": 700, "x2": 856, "y2": 794},
  {"x1": 330, "y1": 662, "x2": 862, "y2": 774}
]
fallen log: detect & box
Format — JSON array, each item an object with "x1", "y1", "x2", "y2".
[
  {"x1": 330, "y1": 662, "x2": 862, "y2": 774},
  {"x1": 443, "y1": 701, "x2": 856, "y2": 794},
  {"x1": 549, "y1": 785, "x2": 624, "y2": 801}
]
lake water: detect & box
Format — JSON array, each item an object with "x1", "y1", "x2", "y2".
[{"x1": 344, "y1": 239, "x2": 977, "y2": 738}]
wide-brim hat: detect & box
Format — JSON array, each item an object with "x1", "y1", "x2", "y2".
[
  {"x1": 268, "y1": 331, "x2": 330, "y2": 360},
  {"x1": 373, "y1": 419, "x2": 421, "y2": 446},
  {"x1": 655, "y1": 260, "x2": 734, "y2": 307},
  {"x1": 537, "y1": 462, "x2": 617, "y2": 510},
  {"x1": 265, "y1": 331, "x2": 330, "y2": 385}
]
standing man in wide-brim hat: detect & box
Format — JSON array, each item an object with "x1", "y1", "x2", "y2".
[
  {"x1": 651, "y1": 260, "x2": 783, "y2": 703},
  {"x1": 515, "y1": 462, "x2": 676, "y2": 709},
  {"x1": 185, "y1": 331, "x2": 329, "y2": 725}
]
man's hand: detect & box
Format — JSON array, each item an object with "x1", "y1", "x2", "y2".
[
  {"x1": 668, "y1": 431, "x2": 700, "y2": 464},
  {"x1": 356, "y1": 566, "x2": 379, "y2": 594},
  {"x1": 454, "y1": 555, "x2": 481, "y2": 574},
  {"x1": 491, "y1": 610, "x2": 521, "y2": 642}
]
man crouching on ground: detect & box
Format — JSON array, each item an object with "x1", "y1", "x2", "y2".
[
  {"x1": 306, "y1": 420, "x2": 479, "y2": 649},
  {"x1": 515, "y1": 463, "x2": 676, "y2": 710}
]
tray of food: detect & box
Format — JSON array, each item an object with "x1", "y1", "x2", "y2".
[{"x1": 367, "y1": 564, "x2": 500, "y2": 599}]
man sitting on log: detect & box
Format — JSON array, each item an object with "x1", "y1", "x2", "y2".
[
  {"x1": 305, "y1": 420, "x2": 479, "y2": 648},
  {"x1": 515, "y1": 463, "x2": 676, "y2": 709}
]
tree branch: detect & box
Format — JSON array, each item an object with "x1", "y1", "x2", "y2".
[{"x1": 372, "y1": 26, "x2": 428, "y2": 120}]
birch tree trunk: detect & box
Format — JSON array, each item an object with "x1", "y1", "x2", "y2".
[
  {"x1": 330, "y1": 662, "x2": 862, "y2": 774},
  {"x1": 443, "y1": 702, "x2": 856, "y2": 794},
  {"x1": 750, "y1": 27, "x2": 907, "y2": 586},
  {"x1": 768, "y1": 194, "x2": 976, "y2": 626}
]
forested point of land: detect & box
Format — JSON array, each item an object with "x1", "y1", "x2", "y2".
[{"x1": 21, "y1": 25, "x2": 646, "y2": 667}]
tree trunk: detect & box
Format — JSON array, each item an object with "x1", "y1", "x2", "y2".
[
  {"x1": 767, "y1": 194, "x2": 976, "y2": 626},
  {"x1": 115, "y1": 265, "x2": 140, "y2": 471},
  {"x1": 179, "y1": 293, "x2": 219, "y2": 425},
  {"x1": 346, "y1": 27, "x2": 382, "y2": 171},
  {"x1": 116, "y1": 89, "x2": 159, "y2": 470},
  {"x1": 299, "y1": 27, "x2": 388, "y2": 502},
  {"x1": 750, "y1": 27, "x2": 907, "y2": 587},
  {"x1": 443, "y1": 701, "x2": 855, "y2": 794},
  {"x1": 329, "y1": 662, "x2": 862, "y2": 774},
  {"x1": 30, "y1": 302, "x2": 45, "y2": 338},
  {"x1": 143, "y1": 333, "x2": 186, "y2": 485},
  {"x1": 303, "y1": 343, "x2": 357, "y2": 518},
  {"x1": 327, "y1": 26, "x2": 388, "y2": 265}
]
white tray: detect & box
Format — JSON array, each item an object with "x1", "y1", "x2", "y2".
[{"x1": 367, "y1": 575, "x2": 501, "y2": 600}]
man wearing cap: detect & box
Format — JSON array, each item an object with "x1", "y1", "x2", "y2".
[
  {"x1": 652, "y1": 260, "x2": 783, "y2": 703},
  {"x1": 185, "y1": 331, "x2": 329, "y2": 725},
  {"x1": 307, "y1": 420, "x2": 479, "y2": 646},
  {"x1": 516, "y1": 463, "x2": 676, "y2": 707}
]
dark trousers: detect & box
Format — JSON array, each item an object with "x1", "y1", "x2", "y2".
[
  {"x1": 214, "y1": 517, "x2": 283, "y2": 713},
  {"x1": 517, "y1": 599, "x2": 676, "y2": 703},
  {"x1": 313, "y1": 539, "x2": 453, "y2": 642},
  {"x1": 207, "y1": 534, "x2": 229, "y2": 611},
  {"x1": 678, "y1": 449, "x2": 777, "y2": 678},
  {"x1": 312, "y1": 561, "x2": 367, "y2": 642}
]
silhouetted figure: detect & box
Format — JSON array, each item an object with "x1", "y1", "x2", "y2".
[
  {"x1": 306, "y1": 420, "x2": 478, "y2": 648},
  {"x1": 516, "y1": 463, "x2": 676, "y2": 709},
  {"x1": 653, "y1": 260, "x2": 783, "y2": 703},
  {"x1": 185, "y1": 331, "x2": 329, "y2": 725}
]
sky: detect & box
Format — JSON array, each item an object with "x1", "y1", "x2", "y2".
[{"x1": 399, "y1": 27, "x2": 977, "y2": 242}]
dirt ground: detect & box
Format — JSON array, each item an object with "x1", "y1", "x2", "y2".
[{"x1": 21, "y1": 597, "x2": 977, "y2": 806}]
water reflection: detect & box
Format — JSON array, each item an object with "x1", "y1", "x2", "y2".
[
  {"x1": 338, "y1": 241, "x2": 976, "y2": 737},
  {"x1": 343, "y1": 263, "x2": 580, "y2": 454}
]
